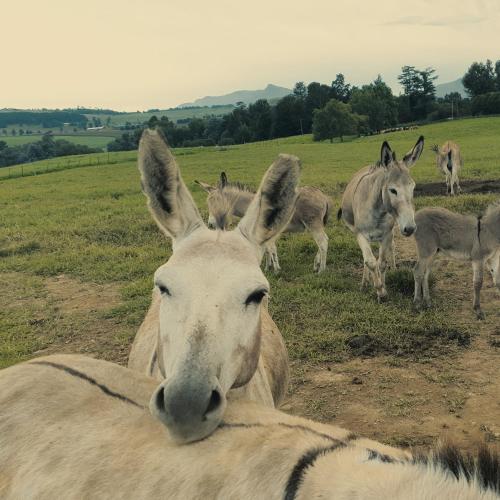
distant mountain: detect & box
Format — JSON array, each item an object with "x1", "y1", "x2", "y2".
[
  {"x1": 435, "y1": 78, "x2": 467, "y2": 98},
  {"x1": 178, "y1": 84, "x2": 292, "y2": 108}
]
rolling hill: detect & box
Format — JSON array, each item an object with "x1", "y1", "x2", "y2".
[{"x1": 178, "y1": 84, "x2": 292, "y2": 107}]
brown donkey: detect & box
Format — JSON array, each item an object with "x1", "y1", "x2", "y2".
[
  {"x1": 196, "y1": 172, "x2": 331, "y2": 272},
  {"x1": 431, "y1": 141, "x2": 462, "y2": 195}
]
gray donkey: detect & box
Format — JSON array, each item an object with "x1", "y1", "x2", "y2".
[
  {"x1": 196, "y1": 173, "x2": 331, "y2": 272},
  {"x1": 339, "y1": 137, "x2": 424, "y2": 300},
  {"x1": 431, "y1": 141, "x2": 462, "y2": 195},
  {"x1": 413, "y1": 203, "x2": 500, "y2": 319}
]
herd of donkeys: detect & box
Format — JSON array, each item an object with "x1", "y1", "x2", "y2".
[
  {"x1": 1, "y1": 128, "x2": 499, "y2": 498},
  {"x1": 196, "y1": 136, "x2": 499, "y2": 319}
]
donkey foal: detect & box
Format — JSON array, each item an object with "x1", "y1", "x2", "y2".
[{"x1": 413, "y1": 204, "x2": 500, "y2": 319}]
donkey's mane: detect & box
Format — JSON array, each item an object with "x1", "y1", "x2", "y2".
[
  {"x1": 222, "y1": 181, "x2": 256, "y2": 194},
  {"x1": 414, "y1": 443, "x2": 500, "y2": 494}
]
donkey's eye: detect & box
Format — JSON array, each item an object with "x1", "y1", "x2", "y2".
[
  {"x1": 157, "y1": 284, "x2": 171, "y2": 296},
  {"x1": 245, "y1": 289, "x2": 268, "y2": 306},
  {"x1": 389, "y1": 188, "x2": 398, "y2": 195}
]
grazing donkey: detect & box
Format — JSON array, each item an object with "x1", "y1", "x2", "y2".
[
  {"x1": 413, "y1": 203, "x2": 500, "y2": 319},
  {"x1": 339, "y1": 137, "x2": 424, "y2": 300},
  {"x1": 128, "y1": 129, "x2": 299, "y2": 443},
  {"x1": 431, "y1": 141, "x2": 462, "y2": 195},
  {"x1": 1, "y1": 354, "x2": 499, "y2": 500},
  {"x1": 196, "y1": 172, "x2": 331, "y2": 272}
]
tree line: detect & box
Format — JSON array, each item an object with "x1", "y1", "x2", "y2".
[
  {"x1": 0, "y1": 134, "x2": 100, "y2": 168},
  {"x1": 108, "y1": 59, "x2": 500, "y2": 150}
]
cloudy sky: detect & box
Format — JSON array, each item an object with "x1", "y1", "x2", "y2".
[{"x1": 3, "y1": 0, "x2": 499, "y2": 110}]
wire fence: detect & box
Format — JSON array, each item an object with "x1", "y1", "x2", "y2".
[{"x1": 0, "y1": 151, "x2": 138, "y2": 181}]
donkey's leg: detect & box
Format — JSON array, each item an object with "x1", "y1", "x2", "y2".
[
  {"x1": 414, "y1": 255, "x2": 433, "y2": 308},
  {"x1": 472, "y1": 260, "x2": 485, "y2": 319},
  {"x1": 445, "y1": 172, "x2": 452, "y2": 195},
  {"x1": 264, "y1": 245, "x2": 273, "y2": 270},
  {"x1": 356, "y1": 233, "x2": 384, "y2": 299},
  {"x1": 361, "y1": 264, "x2": 370, "y2": 288},
  {"x1": 413, "y1": 260, "x2": 423, "y2": 306},
  {"x1": 387, "y1": 229, "x2": 397, "y2": 269},
  {"x1": 422, "y1": 261, "x2": 433, "y2": 308},
  {"x1": 312, "y1": 228, "x2": 328, "y2": 273},
  {"x1": 268, "y1": 241, "x2": 281, "y2": 272},
  {"x1": 454, "y1": 169, "x2": 462, "y2": 194},
  {"x1": 378, "y1": 231, "x2": 393, "y2": 300}
]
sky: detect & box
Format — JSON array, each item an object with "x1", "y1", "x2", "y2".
[{"x1": 3, "y1": 0, "x2": 499, "y2": 111}]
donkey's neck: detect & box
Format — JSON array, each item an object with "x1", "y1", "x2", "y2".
[{"x1": 227, "y1": 188, "x2": 254, "y2": 218}]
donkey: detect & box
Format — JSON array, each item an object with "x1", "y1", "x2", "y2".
[
  {"x1": 413, "y1": 203, "x2": 500, "y2": 319},
  {"x1": 127, "y1": 129, "x2": 299, "y2": 443},
  {"x1": 431, "y1": 141, "x2": 462, "y2": 195},
  {"x1": 1, "y1": 354, "x2": 499, "y2": 499},
  {"x1": 195, "y1": 173, "x2": 331, "y2": 272},
  {"x1": 339, "y1": 137, "x2": 424, "y2": 300}
]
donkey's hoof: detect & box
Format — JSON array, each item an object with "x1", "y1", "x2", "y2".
[
  {"x1": 475, "y1": 309, "x2": 485, "y2": 320},
  {"x1": 377, "y1": 291, "x2": 388, "y2": 303}
]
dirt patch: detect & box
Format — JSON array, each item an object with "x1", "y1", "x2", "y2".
[
  {"x1": 415, "y1": 179, "x2": 500, "y2": 197},
  {"x1": 45, "y1": 275, "x2": 121, "y2": 314},
  {"x1": 283, "y1": 233, "x2": 500, "y2": 452}
]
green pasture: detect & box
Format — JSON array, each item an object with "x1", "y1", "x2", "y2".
[
  {"x1": 0, "y1": 134, "x2": 114, "y2": 149},
  {"x1": 1, "y1": 116, "x2": 499, "y2": 368},
  {"x1": 84, "y1": 105, "x2": 235, "y2": 127}
]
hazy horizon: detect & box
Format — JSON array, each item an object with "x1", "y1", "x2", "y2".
[{"x1": 3, "y1": 0, "x2": 499, "y2": 112}]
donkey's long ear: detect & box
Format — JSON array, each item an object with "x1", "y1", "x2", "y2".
[
  {"x1": 380, "y1": 141, "x2": 393, "y2": 168},
  {"x1": 194, "y1": 180, "x2": 216, "y2": 193},
  {"x1": 219, "y1": 172, "x2": 228, "y2": 189},
  {"x1": 138, "y1": 129, "x2": 204, "y2": 240},
  {"x1": 238, "y1": 154, "x2": 300, "y2": 246},
  {"x1": 403, "y1": 135, "x2": 424, "y2": 167}
]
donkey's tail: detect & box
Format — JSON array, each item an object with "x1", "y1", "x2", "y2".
[{"x1": 337, "y1": 207, "x2": 343, "y2": 221}]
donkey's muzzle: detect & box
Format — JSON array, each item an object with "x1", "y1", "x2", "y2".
[
  {"x1": 150, "y1": 374, "x2": 226, "y2": 443},
  {"x1": 402, "y1": 225, "x2": 416, "y2": 237}
]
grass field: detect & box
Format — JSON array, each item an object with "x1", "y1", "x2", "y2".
[
  {"x1": 1, "y1": 116, "x2": 499, "y2": 448},
  {"x1": 83, "y1": 105, "x2": 235, "y2": 127},
  {"x1": 0, "y1": 134, "x2": 114, "y2": 149}
]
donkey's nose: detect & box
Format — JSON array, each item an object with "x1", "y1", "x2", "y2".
[
  {"x1": 403, "y1": 225, "x2": 416, "y2": 236},
  {"x1": 203, "y1": 387, "x2": 223, "y2": 419},
  {"x1": 149, "y1": 375, "x2": 226, "y2": 444}
]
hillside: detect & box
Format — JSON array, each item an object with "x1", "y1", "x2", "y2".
[
  {"x1": 435, "y1": 78, "x2": 467, "y2": 98},
  {"x1": 178, "y1": 84, "x2": 291, "y2": 107}
]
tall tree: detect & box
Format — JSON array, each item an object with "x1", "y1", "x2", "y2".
[
  {"x1": 462, "y1": 60, "x2": 496, "y2": 97},
  {"x1": 312, "y1": 99, "x2": 359, "y2": 142},
  {"x1": 330, "y1": 74, "x2": 351, "y2": 103},
  {"x1": 272, "y1": 95, "x2": 305, "y2": 138},
  {"x1": 398, "y1": 66, "x2": 437, "y2": 120},
  {"x1": 351, "y1": 76, "x2": 398, "y2": 132},
  {"x1": 248, "y1": 99, "x2": 272, "y2": 141}
]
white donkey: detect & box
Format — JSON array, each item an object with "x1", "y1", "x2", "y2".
[
  {"x1": 413, "y1": 203, "x2": 500, "y2": 319},
  {"x1": 128, "y1": 129, "x2": 300, "y2": 443},
  {"x1": 196, "y1": 172, "x2": 331, "y2": 272},
  {"x1": 431, "y1": 141, "x2": 462, "y2": 195},
  {"x1": 339, "y1": 137, "x2": 424, "y2": 300},
  {"x1": 1, "y1": 354, "x2": 499, "y2": 500}
]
